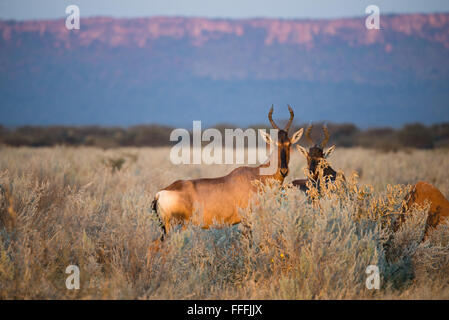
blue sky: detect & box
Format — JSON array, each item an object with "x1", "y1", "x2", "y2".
[{"x1": 1, "y1": 0, "x2": 449, "y2": 20}]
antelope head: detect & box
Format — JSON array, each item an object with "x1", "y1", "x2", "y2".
[
  {"x1": 296, "y1": 124, "x2": 336, "y2": 180},
  {"x1": 259, "y1": 105, "x2": 304, "y2": 179}
]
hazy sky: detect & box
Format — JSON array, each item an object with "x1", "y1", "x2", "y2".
[{"x1": 1, "y1": 0, "x2": 449, "y2": 20}]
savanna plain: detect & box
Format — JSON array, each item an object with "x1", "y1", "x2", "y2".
[{"x1": 0, "y1": 146, "x2": 448, "y2": 299}]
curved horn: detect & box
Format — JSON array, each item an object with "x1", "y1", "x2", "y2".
[
  {"x1": 268, "y1": 105, "x2": 279, "y2": 130},
  {"x1": 285, "y1": 105, "x2": 294, "y2": 131},
  {"x1": 320, "y1": 125, "x2": 330, "y2": 148},
  {"x1": 305, "y1": 124, "x2": 314, "y2": 146}
]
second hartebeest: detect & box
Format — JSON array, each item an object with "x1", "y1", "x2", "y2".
[
  {"x1": 292, "y1": 124, "x2": 341, "y2": 192},
  {"x1": 152, "y1": 106, "x2": 304, "y2": 239}
]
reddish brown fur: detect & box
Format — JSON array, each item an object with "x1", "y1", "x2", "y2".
[
  {"x1": 157, "y1": 162, "x2": 285, "y2": 231},
  {"x1": 403, "y1": 181, "x2": 449, "y2": 234}
]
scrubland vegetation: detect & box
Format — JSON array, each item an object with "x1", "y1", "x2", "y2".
[
  {"x1": 1, "y1": 122, "x2": 449, "y2": 150},
  {"x1": 0, "y1": 146, "x2": 448, "y2": 299}
]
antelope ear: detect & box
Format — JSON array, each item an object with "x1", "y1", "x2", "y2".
[
  {"x1": 324, "y1": 145, "x2": 336, "y2": 158},
  {"x1": 296, "y1": 145, "x2": 308, "y2": 159},
  {"x1": 259, "y1": 129, "x2": 273, "y2": 145},
  {"x1": 290, "y1": 128, "x2": 304, "y2": 144}
]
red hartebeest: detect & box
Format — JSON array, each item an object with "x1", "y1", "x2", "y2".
[
  {"x1": 292, "y1": 124, "x2": 341, "y2": 192},
  {"x1": 152, "y1": 106, "x2": 304, "y2": 239},
  {"x1": 401, "y1": 181, "x2": 449, "y2": 237}
]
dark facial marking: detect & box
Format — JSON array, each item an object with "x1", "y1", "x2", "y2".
[
  {"x1": 308, "y1": 146, "x2": 324, "y2": 158},
  {"x1": 277, "y1": 130, "x2": 289, "y2": 142},
  {"x1": 307, "y1": 146, "x2": 324, "y2": 177},
  {"x1": 280, "y1": 148, "x2": 287, "y2": 169},
  {"x1": 277, "y1": 129, "x2": 291, "y2": 177}
]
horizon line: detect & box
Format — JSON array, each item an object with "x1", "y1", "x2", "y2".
[{"x1": 2, "y1": 11, "x2": 449, "y2": 23}]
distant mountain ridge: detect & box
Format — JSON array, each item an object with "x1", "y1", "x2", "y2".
[
  {"x1": 3, "y1": 14, "x2": 449, "y2": 48},
  {"x1": 1, "y1": 14, "x2": 449, "y2": 127}
]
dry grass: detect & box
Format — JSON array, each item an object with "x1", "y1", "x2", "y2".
[{"x1": 0, "y1": 146, "x2": 448, "y2": 299}]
